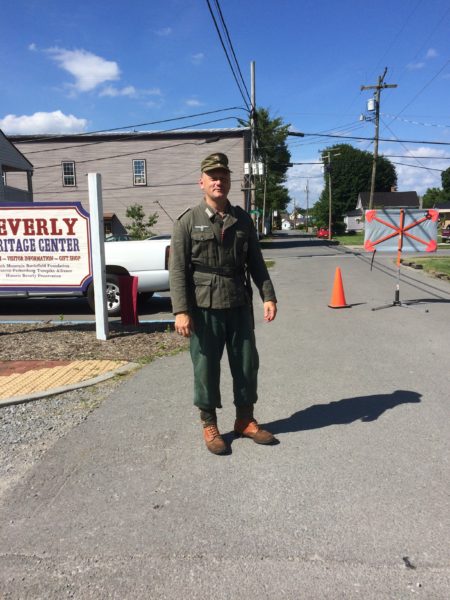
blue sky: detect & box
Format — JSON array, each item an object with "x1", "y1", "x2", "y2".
[{"x1": 1, "y1": 0, "x2": 450, "y2": 209}]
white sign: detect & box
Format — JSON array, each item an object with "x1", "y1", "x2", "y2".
[{"x1": 0, "y1": 203, "x2": 92, "y2": 291}]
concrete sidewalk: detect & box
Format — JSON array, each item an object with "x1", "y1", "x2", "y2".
[{"x1": 1, "y1": 240, "x2": 449, "y2": 599}]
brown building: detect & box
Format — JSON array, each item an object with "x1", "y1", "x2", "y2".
[{"x1": 9, "y1": 128, "x2": 251, "y2": 235}]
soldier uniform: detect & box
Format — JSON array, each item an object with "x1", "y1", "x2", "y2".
[{"x1": 169, "y1": 153, "x2": 277, "y2": 454}]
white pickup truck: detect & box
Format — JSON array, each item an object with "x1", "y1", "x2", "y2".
[
  {"x1": 0, "y1": 237, "x2": 171, "y2": 317},
  {"x1": 89, "y1": 237, "x2": 171, "y2": 316}
]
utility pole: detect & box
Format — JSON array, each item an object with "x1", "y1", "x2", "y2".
[
  {"x1": 361, "y1": 68, "x2": 397, "y2": 210},
  {"x1": 305, "y1": 179, "x2": 309, "y2": 234},
  {"x1": 250, "y1": 61, "x2": 256, "y2": 217},
  {"x1": 321, "y1": 151, "x2": 340, "y2": 240}
]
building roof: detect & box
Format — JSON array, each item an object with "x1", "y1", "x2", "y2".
[
  {"x1": 434, "y1": 201, "x2": 450, "y2": 210},
  {"x1": 0, "y1": 129, "x2": 33, "y2": 171},
  {"x1": 10, "y1": 128, "x2": 251, "y2": 144},
  {"x1": 358, "y1": 191, "x2": 419, "y2": 209}
]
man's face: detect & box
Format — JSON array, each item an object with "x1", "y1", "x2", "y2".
[{"x1": 199, "y1": 168, "x2": 231, "y2": 204}]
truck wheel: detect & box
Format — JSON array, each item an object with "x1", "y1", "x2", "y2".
[{"x1": 87, "y1": 274, "x2": 122, "y2": 317}]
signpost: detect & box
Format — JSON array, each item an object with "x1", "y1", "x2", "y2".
[{"x1": 364, "y1": 208, "x2": 438, "y2": 310}]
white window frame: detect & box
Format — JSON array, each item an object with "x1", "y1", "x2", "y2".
[
  {"x1": 133, "y1": 159, "x2": 147, "y2": 186},
  {"x1": 62, "y1": 161, "x2": 76, "y2": 187}
]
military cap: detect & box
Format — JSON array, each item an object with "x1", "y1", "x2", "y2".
[{"x1": 201, "y1": 153, "x2": 232, "y2": 173}]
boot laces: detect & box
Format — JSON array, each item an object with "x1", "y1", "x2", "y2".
[{"x1": 205, "y1": 424, "x2": 220, "y2": 439}]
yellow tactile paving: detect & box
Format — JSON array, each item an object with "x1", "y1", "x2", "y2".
[{"x1": 0, "y1": 360, "x2": 129, "y2": 400}]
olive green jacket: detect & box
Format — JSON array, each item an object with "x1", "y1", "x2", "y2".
[{"x1": 169, "y1": 200, "x2": 277, "y2": 314}]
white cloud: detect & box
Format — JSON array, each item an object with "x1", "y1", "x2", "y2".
[
  {"x1": 426, "y1": 48, "x2": 438, "y2": 59},
  {"x1": 100, "y1": 85, "x2": 137, "y2": 97},
  {"x1": 185, "y1": 98, "x2": 204, "y2": 107},
  {"x1": 142, "y1": 88, "x2": 162, "y2": 96},
  {"x1": 407, "y1": 61, "x2": 425, "y2": 70},
  {"x1": 287, "y1": 163, "x2": 324, "y2": 208},
  {"x1": 155, "y1": 27, "x2": 172, "y2": 36},
  {"x1": 0, "y1": 110, "x2": 88, "y2": 134},
  {"x1": 100, "y1": 85, "x2": 162, "y2": 99},
  {"x1": 191, "y1": 53, "x2": 204, "y2": 65},
  {"x1": 28, "y1": 42, "x2": 37, "y2": 51},
  {"x1": 385, "y1": 146, "x2": 450, "y2": 195},
  {"x1": 47, "y1": 47, "x2": 120, "y2": 92}
]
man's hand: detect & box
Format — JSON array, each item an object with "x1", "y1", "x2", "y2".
[
  {"x1": 175, "y1": 312, "x2": 193, "y2": 337},
  {"x1": 263, "y1": 301, "x2": 277, "y2": 322}
]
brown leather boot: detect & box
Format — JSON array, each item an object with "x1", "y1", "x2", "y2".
[
  {"x1": 202, "y1": 423, "x2": 227, "y2": 455},
  {"x1": 234, "y1": 418, "x2": 275, "y2": 444}
]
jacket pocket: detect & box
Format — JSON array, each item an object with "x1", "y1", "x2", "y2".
[
  {"x1": 193, "y1": 271, "x2": 213, "y2": 307},
  {"x1": 191, "y1": 230, "x2": 215, "y2": 261}
]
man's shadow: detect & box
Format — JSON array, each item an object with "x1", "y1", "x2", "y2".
[{"x1": 264, "y1": 390, "x2": 422, "y2": 435}]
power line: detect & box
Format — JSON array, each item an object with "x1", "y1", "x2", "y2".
[
  {"x1": 212, "y1": 0, "x2": 251, "y2": 104},
  {"x1": 292, "y1": 131, "x2": 450, "y2": 146},
  {"x1": 390, "y1": 161, "x2": 444, "y2": 172},
  {"x1": 205, "y1": 0, "x2": 251, "y2": 110},
  {"x1": 382, "y1": 113, "x2": 450, "y2": 129}
]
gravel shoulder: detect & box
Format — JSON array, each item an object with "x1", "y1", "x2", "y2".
[{"x1": 0, "y1": 322, "x2": 188, "y2": 500}]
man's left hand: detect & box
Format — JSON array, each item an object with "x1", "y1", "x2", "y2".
[{"x1": 263, "y1": 301, "x2": 277, "y2": 322}]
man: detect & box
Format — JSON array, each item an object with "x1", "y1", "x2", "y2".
[{"x1": 169, "y1": 153, "x2": 277, "y2": 455}]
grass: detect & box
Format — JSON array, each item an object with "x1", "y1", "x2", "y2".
[
  {"x1": 406, "y1": 257, "x2": 450, "y2": 277},
  {"x1": 333, "y1": 232, "x2": 365, "y2": 245}
]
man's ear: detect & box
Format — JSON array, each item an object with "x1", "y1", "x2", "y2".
[{"x1": 199, "y1": 176, "x2": 205, "y2": 190}]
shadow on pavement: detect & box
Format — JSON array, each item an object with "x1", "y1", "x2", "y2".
[
  {"x1": 264, "y1": 390, "x2": 422, "y2": 433},
  {"x1": 260, "y1": 238, "x2": 339, "y2": 250}
]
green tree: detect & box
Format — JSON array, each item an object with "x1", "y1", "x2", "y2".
[
  {"x1": 441, "y1": 167, "x2": 450, "y2": 193},
  {"x1": 239, "y1": 107, "x2": 292, "y2": 214},
  {"x1": 311, "y1": 144, "x2": 397, "y2": 227},
  {"x1": 125, "y1": 204, "x2": 158, "y2": 239},
  {"x1": 422, "y1": 187, "x2": 450, "y2": 208}
]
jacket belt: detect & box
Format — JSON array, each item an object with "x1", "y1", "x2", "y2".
[{"x1": 193, "y1": 264, "x2": 244, "y2": 278}]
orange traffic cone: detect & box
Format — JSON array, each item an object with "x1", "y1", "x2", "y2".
[{"x1": 328, "y1": 267, "x2": 348, "y2": 308}]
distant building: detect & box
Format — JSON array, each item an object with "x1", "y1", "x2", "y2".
[
  {"x1": 344, "y1": 191, "x2": 420, "y2": 232},
  {"x1": 0, "y1": 129, "x2": 33, "y2": 203},
  {"x1": 9, "y1": 128, "x2": 251, "y2": 235}
]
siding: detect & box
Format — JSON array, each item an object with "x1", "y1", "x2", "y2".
[{"x1": 13, "y1": 130, "x2": 250, "y2": 234}]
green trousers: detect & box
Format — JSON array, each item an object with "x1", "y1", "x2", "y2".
[{"x1": 190, "y1": 306, "x2": 259, "y2": 410}]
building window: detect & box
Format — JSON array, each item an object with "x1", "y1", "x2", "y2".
[
  {"x1": 62, "y1": 162, "x2": 76, "y2": 187},
  {"x1": 133, "y1": 159, "x2": 147, "y2": 186}
]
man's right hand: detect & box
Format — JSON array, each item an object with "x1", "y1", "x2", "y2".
[{"x1": 175, "y1": 312, "x2": 193, "y2": 337}]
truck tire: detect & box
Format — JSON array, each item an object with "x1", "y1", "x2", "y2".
[{"x1": 87, "y1": 274, "x2": 122, "y2": 317}]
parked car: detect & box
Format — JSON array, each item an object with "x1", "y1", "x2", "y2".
[
  {"x1": 316, "y1": 227, "x2": 330, "y2": 239},
  {"x1": 441, "y1": 226, "x2": 450, "y2": 243}
]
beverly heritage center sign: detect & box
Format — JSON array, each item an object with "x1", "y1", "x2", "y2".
[{"x1": 0, "y1": 203, "x2": 92, "y2": 292}]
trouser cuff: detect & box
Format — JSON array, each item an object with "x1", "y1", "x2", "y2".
[{"x1": 200, "y1": 408, "x2": 217, "y2": 426}]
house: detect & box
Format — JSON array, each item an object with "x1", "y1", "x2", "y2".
[
  {"x1": 433, "y1": 201, "x2": 450, "y2": 228},
  {"x1": 8, "y1": 128, "x2": 251, "y2": 235},
  {"x1": 344, "y1": 191, "x2": 420, "y2": 232},
  {"x1": 0, "y1": 129, "x2": 33, "y2": 203}
]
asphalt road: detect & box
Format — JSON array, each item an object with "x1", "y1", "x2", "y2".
[{"x1": 1, "y1": 233, "x2": 449, "y2": 599}]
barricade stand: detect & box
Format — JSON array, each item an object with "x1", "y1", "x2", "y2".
[
  {"x1": 365, "y1": 208, "x2": 438, "y2": 312},
  {"x1": 118, "y1": 276, "x2": 139, "y2": 325}
]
